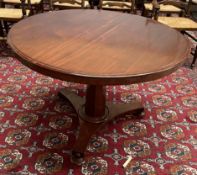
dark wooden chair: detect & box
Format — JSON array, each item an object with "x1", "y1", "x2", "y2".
[
  {"x1": 152, "y1": 0, "x2": 197, "y2": 68},
  {"x1": 0, "y1": 0, "x2": 31, "y2": 38},
  {"x1": 182, "y1": 0, "x2": 197, "y2": 16},
  {"x1": 99, "y1": 0, "x2": 135, "y2": 13},
  {"x1": 50, "y1": 0, "x2": 90, "y2": 10},
  {"x1": 142, "y1": 0, "x2": 185, "y2": 17},
  {"x1": 1, "y1": 0, "x2": 43, "y2": 13},
  {"x1": 183, "y1": 31, "x2": 197, "y2": 69}
]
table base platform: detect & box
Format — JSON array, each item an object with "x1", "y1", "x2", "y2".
[{"x1": 59, "y1": 85, "x2": 144, "y2": 165}]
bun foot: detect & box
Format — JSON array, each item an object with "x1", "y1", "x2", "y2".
[
  {"x1": 132, "y1": 108, "x2": 144, "y2": 118},
  {"x1": 71, "y1": 151, "x2": 84, "y2": 165}
]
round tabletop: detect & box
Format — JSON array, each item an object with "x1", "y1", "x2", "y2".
[{"x1": 8, "y1": 10, "x2": 191, "y2": 85}]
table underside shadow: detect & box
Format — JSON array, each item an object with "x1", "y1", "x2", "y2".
[{"x1": 59, "y1": 85, "x2": 144, "y2": 165}]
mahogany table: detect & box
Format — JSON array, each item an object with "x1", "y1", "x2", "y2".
[{"x1": 8, "y1": 9, "x2": 191, "y2": 165}]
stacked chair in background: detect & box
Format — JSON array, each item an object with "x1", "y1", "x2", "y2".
[
  {"x1": 146, "y1": 0, "x2": 197, "y2": 68},
  {"x1": 186, "y1": 0, "x2": 197, "y2": 17},
  {"x1": 50, "y1": 0, "x2": 135, "y2": 12},
  {"x1": 50, "y1": 0, "x2": 90, "y2": 10},
  {"x1": 142, "y1": 0, "x2": 184, "y2": 17},
  {"x1": 2, "y1": 0, "x2": 43, "y2": 13},
  {"x1": 0, "y1": 0, "x2": 32, "y2": 39},
  {"x1": 99, "y1": 0, "x2": 135, "y2": 13}
]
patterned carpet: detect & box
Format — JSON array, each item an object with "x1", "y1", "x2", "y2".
[{"x1": 0, "y1": 47, "x2": 197, "y2": 175}]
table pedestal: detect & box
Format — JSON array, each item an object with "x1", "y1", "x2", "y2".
[{"x1": 59, "y1": 85, "x2": 144, "y2": 165}]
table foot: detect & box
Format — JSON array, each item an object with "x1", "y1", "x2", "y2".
[
  {"x1": 71, "y1": 119, "x2": 104, "y2": 165},
  {"x1": 71, "y1": 151, "x2": 84, "y2": 165}
]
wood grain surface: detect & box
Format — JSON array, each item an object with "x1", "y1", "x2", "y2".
[{"x1": 8, "y1": 9, "x2": 191, "y2": 85}]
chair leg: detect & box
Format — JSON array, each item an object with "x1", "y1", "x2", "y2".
[
  {"x1": 0, "y1": 21, "x2": 5, "y2": 38},
  {"x1": 0, "y1": 21, "x2": 7, "y2": 49},
  {"x1": 2, "y1": 21, "x2": 9, "y2": 35},
  {"x1": 141, "y1": 6, "x2": 147, "y2": 17},
  {"x1": 191, "y1": 45, "x2": 197, "y2": 69}
]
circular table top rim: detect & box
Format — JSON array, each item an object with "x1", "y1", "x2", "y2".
[{"x1": 8, "y1": 10, "x2": 191, "y2": 85}]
